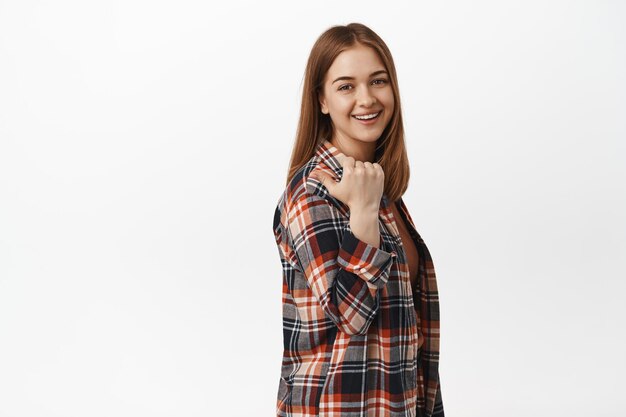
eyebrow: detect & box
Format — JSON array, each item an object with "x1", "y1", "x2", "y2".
[{"x1": 332, "y1": 70, "x2": 388, "y2": 84}]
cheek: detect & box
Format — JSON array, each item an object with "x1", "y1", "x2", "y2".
[
  {"x1": 333, "y1": 101, "x2": 353, "y2": 117},
  {"x1": 382, "y1": 91, "x2": 395, "y2": 109}
]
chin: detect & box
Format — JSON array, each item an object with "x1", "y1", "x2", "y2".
[{"x1": 356, "y1": 133, "x2": 383, "y2": 143}]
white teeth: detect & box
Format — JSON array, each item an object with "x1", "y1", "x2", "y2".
[{"x1": 354, "y1": 111, "x2": 380, "y2": 120}]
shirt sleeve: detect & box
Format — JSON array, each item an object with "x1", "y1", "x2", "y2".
[{"x1": 285, "y1": 191, "x2": 397, "y2": 336}]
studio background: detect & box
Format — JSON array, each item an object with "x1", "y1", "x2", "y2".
[{"x1": 1, "y1": 1, "x2": 624, "y2": 416}]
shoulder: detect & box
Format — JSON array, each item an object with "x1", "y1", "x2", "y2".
[{"x1": 274, "y1": 156, "x2": 346, "y2": 227}]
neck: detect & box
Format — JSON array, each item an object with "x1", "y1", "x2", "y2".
[{"x1": 330, "y1": 136, "x2": 377, "y2": 163}]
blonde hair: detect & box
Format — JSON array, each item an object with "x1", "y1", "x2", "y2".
[{"x1": 285, "y1": 22, "x2": 411, "y2": 203}]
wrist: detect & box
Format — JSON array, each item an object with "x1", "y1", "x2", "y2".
[
  {"x1": 348, "y1": 210, "x2": 380, "y2": 248},
  {"x1": 349, "y1": 204, "x2": 379, "y2": 218}
]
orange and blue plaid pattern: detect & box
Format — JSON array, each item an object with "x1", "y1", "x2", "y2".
[{"x1": 273, "y1": 139, "x2": 444, "y2": 417}]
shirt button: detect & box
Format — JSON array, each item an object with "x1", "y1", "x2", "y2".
[{"x1": 360, "y1": 267, "x2": 367, "y2": 274}]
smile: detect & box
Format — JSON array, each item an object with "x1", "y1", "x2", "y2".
[
  {"x1": 352, "y1": 111, "x2": 381, "y2": 120},
  {"x1": 352, "y1": 111, "x2": 381, "y2": 124}
]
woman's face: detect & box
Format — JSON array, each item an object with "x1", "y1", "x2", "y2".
[{"x1": 319, "y1": 44, "x2": 394, "y2": 148}]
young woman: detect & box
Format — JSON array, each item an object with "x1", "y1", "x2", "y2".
[{"x1": 272, "y1": 23, "x2": 444, "y2": 417}]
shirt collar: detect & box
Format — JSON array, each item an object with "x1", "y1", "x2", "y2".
[{"x1": 313, "y1": 139, "x2": 345, "y2": 178}]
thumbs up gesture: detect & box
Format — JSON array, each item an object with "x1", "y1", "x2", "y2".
[{"x1": 310, "y1": 155, "x2": 385, "y2": 213}]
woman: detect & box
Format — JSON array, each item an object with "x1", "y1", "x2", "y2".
[{"x1": 272, "y1": 23, "x2": 444, "y2": 417}]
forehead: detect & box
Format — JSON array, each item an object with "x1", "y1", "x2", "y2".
[{"x1": 326, "y1": 45, "x2": 386, "y2": 78}]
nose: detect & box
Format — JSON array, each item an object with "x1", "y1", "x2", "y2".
[{"x1": 356, "y1": 85, "x2": 376, "y2": 107}]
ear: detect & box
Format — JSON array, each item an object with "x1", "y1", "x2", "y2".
[{"x1": 318, "y1": 91, "x2": 328, "y2": 115}]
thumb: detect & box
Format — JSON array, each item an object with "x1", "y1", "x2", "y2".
[{"x1": 310, "y1": 171, "x2": 336, "y2": 193}]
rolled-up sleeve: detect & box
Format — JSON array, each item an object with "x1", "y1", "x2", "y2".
[{"x1": 285, "y1": 191, "x2": 397, "y2": 336}]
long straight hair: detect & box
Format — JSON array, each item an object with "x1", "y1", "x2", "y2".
[{"x1": 286, "y1": 23, "x2": 410, "y2": 203}]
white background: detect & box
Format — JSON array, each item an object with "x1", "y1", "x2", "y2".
[{"x1": 1, "y1": 1, "x2": 625, "y2": 416}]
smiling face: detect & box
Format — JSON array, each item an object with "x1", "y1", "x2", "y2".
[{"x1": 318, "y1": 43, "x2": 395, "y2": 153}]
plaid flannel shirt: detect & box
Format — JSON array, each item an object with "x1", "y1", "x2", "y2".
[{"x1": 273, "y1": 139, "x2": 444, "y2": 417}]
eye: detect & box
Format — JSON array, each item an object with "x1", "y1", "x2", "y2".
[
  {"x1": 372, "y1": 78, "x2": 388, "y2": 85},
  {"x1": 338, "y1": 84, "x2": 352, "y2": 91}
]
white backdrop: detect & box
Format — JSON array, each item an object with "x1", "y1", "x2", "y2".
[{"x1": 1, "y1": 1, "x2": 624, "y2": 416}]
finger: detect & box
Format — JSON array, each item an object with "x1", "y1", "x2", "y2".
[
  {"x1": 311, "y1": 171, "x2": 330, "y2": 186},
  {"x1": 310, "y1": 171, "x2": 324, "y2": 182},
  {"x1": 341, "y1": 156, "x2": 356, "y2": 168},
  {"x1": 317, "y1": 172, "x2": 336, "y2": 193},
  {"x1": 364, "y1": 162, "x2": 378, "y2": 176}
]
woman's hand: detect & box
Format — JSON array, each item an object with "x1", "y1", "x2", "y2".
[{"x1": 310, "y1": 155, "x2": 385, "y2": 213}]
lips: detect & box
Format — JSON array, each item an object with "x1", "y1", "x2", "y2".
[{"x1": 352, "y1": 111, "x2": 381, "y2": 120}]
